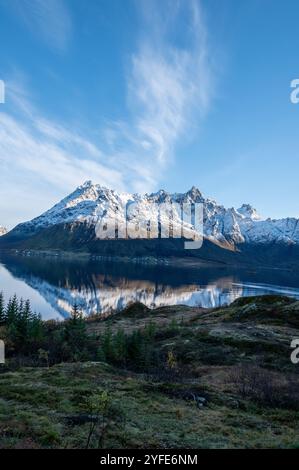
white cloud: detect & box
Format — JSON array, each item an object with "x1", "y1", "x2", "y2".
[
  {"x1": 6, "y1": 0, "x2": 72, "y2": 52},
  {"x1": 0, "y1": 113, "x2": 122, "y2": 188},
  {"x1": 0, "y1": 83, "x2": 126, "y2": 228},
  {"x1": 0, "y1": 0, "x2": 214, "y2": 228},
  {"x1": 104, "y1": 0, "x2": 214, "y2": 188}
]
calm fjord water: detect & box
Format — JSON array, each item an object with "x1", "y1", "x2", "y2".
[{"x1": 0, "y1": 252, "x2": 299, "y2": 320}]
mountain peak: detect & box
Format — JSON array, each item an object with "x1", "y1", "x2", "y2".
[
  {"x1": 186, "y1": 186, "x2": 203, "y2": 201},
  {"x1": 237, "y1": 204, "x2": 262, "y2": 221},
  {"x1": 80, "y1": 180, "x2": 94, "y2": 190}
]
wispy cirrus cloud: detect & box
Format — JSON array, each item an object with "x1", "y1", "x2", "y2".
[
  {"x1": 103, "y1": 0, "x2": 214, "y2": 191},
  {"x1": 0, "y1": 81, "x2": 125, "y2": 228},
  {"x1": 0, "y1": 0, "x2": 215, "y2": 228},
  {"x1": 5, "y1": 0, "x2": 72, "y2": 52}
]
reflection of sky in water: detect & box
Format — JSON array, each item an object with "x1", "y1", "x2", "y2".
[
  {"x1": 1, "y1": 257, "x2": 299, "y2": 320},
  {"x1": 0, "y1": 265, "x2": 60, "y2": 320},
  {"x1": 233, "y1": 283, "x2": 299, "y2": 298}
]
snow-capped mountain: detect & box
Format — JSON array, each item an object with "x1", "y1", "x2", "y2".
[
  {"x1": 0, "y1": 226, "x2": 7, "y2": 236},
  {"x1": 7, "y1": 180, "x2": 299, "y2": 247}
]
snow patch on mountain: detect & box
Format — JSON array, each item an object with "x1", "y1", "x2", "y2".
[
  {"x1": 10, "y1": 181, "x2": 299, "y2": 246},
  {"x1": 0, "y1": 226, "x2": 7, "y2": 236}
]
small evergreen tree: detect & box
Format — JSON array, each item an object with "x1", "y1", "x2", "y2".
[
  {"x1": 2, "y1": 295, "x2": 44, "y2": 353},
  {"x1": 113, "y1": 328, "x2": 127, "y2": 365},
  {"x1": 64, "y1": 303, "x2": 88, "y2": 360},
  {"x1": 28, "y1": 312, "x2": 44, "y2": 349},
  {"x1": 102, "y1": 326, "x2": 113, "y2": 362},
  {"x1": 5, "y1": 294, "x2": 19, "y2": 326},
  {"x1": 17, "y1": 298, "x2": 28, "y2": 341},
  {"x1": 128, "y1": 330, "x2": 143, "y2": 366},
  {"x1": 144, "y1": 320, "x2": 156, "y2": 340},
  {"x1": 0, "y1": 292, "x2": 5, "y2": 325}
]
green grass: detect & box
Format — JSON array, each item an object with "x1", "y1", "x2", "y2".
[
  {"x1": 0, "y1": 361, "x2": 299, "y2": 449},
  {"x1": 1, "y1": 295, "x2": 299, "y2": 448}
]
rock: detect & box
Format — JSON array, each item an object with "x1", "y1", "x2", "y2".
[{"x1": 183, "y1": 392, "x2": 208, "y2": 409}]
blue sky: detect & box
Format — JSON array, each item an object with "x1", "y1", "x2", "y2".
[{"x1": 0, "y1": 0, "x2": 299, "y2": 228}]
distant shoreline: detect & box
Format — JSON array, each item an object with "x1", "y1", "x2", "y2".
[{"x1": 0, "y1": 247, "x2": 294, "y2": 273}]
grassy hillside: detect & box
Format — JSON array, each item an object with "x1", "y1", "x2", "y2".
[{"x1": 0, "y1": 296, "x2": 299, "y2": 449}]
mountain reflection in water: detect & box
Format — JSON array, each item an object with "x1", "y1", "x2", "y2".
[{"x1": 0, "y1": 252, "x2": 299, "y2": 320}]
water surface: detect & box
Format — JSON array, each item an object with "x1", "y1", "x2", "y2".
[{"x1": 0, "y1": 252, "x2": 299, "y2": 320}]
